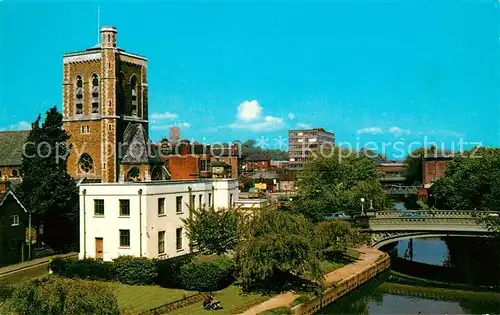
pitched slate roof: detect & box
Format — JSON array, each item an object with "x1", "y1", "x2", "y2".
[
  {"x1": 0, "y1": 130, "x2": 30, "y2": 166},
  {"x1": 121, "y1": 123, "x2": 162, "y2": 164}
]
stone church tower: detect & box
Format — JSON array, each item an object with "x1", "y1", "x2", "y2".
[{"x1": 62, "y1": 26, "x2": 163, "y2": 183}]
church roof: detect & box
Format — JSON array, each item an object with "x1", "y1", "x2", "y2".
[
  {"x1": 121, "y1": 123, "x2": 162, "y2": 165},
  {"x1": 0, "y1": 130, "x2": 30, "y2": 166}
]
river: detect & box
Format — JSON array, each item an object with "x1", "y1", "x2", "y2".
[{"x1": 318, "y1": 237, "x2": 500, "y2": 314}]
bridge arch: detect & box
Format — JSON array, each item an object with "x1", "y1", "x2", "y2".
[{"x1": 371, "y1": 231, "x2": 491, "y2": 249}]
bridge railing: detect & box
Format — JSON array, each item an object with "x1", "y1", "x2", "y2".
[{"x1": 374, "y1": 210, "x2": 495, "y2": 219}]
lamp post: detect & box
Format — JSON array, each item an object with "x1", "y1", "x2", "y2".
[{"x1": 360, "y1": 197, "x2": 365, "y2": 216}]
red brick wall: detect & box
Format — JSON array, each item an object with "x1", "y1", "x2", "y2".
[
  {"x1": 245, "y1": 161, "x2": 270, "y2": 171},
  {"x1": 423, "y1": 160, "x2": 449, "y2": 185},
  {"x1": 167, "y1": 156, "x2": 199, "y2": 180}
]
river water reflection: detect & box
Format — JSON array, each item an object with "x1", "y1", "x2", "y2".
[{"x1": 318, "y1": 237, "x2": 500, "y2": 314}]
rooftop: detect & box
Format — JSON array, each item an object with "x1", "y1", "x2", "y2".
[
  {"x1": 79, "y1": 178, "x2": 237, "y2": 187},
  {"x1": 0, "y1": 130, "x2": 30, "y2": 166}
]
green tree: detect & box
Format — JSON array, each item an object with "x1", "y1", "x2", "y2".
[
  {"x1": 431, "y1": 147, "x2": 500, "y2": 211},
  {"x1": 236, "y1": 209, "x2": 323, "y2": 292},
  {"x1": 181, "y1": 207, "x2": 239, "y2": 255},
  {"x1": 316, "y1": 221, "x2": 365, "y2": 256},
  {"x1": 403, "y1": 146, "x2": 441, "y2": 185},
  {"x1": 291, "y1": 147, "x2": 390, "y2": 221},
  {"x1": 9, "y1": 276, "x2": 119, "y2": 315},
  {"x1": 18, "y1": 107, "x2": 79, "y2": 252}
]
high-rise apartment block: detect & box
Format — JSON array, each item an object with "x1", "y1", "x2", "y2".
[
  {"x1": 169, "y1": 126, "x2": 180, "y2": 142},
  {"x1": 288, "y1": 128, "x2": 335, "y2": 169}
]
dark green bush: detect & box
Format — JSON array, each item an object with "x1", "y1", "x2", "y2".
[
  {"x1": 113, "y1": 256, "x2": 157, "y2": 285},
  {"x1": 51, "y1": 258, "x2": 114, "y2": 281},
  {"x1": 9, "y1": 276, "x2": 119, "y2": 315},
  {"x1": 180, "y1": 255, "x2": 235, "y2": 291},
  {"x1": 155, "y1": 253, "x2": 195, "y2": 288}
]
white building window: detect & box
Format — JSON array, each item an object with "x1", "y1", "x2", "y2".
[
  {"x1": 158, "y1": 231, "x2": 165, "y2": 254},
  {"x1": 158, "y1": 198, "x2": 165, "y2": 215},
  {"x1": 176, "y1": 196, "x2": 183, "y2": 213},
  {"x1": 11, "y1": 215, "x2": 19, "y2": 226},
  {"x1": 176, "y1": 228, "x2": 183, "y2": 250},
  {"x1": 120, "y1": 229, "x2": 130, "y2": 247}
]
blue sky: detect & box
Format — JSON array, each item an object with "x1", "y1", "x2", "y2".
[{"x1": 0, "y1": 1, "x2": 498, "y2": 158}]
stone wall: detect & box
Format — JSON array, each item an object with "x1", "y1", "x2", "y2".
[{"x1": 290, "y1": 254, "x2": 391, "y2": 315}]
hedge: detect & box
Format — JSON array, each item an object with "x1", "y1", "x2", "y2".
[
  {"x1": 180, "y1": 255, "x2": 235, "y2": 292},
  {"x1": 113, "y1": 256, "x2": 157, "y2": 285},
  {"x1": 51, "y1": 256, "x2": 156, "y2": 285},
  {"x1": 155, "y1": 253, "x2": 196, "y2": 288},
  {"x1": 51, "y1": 254, "x2": 235, "y2": 290}
]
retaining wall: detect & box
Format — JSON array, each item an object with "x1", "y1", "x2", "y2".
[{"x1": 290, "y1": 254, "x2": 391, "y2": 315}]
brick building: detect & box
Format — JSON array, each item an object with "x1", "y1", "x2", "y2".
[
  {"x1": 288, "y1": 128, "x2": 335, "y2": 169},
  {"x1": 422, "y1": 153, "x2": 453, "y2": 189},
  {"x1": 62, "y1": 26, "x2": 166, "y2": 183},
  {"x1": 159, "y1": 139, "x2": 238, "y2": 180},
  {"x1": 243, "y1": 153, "x2": 271, "y2": 172},
  {"x1": 0, "y1": 131, "x2": 29, "y2": 186}
]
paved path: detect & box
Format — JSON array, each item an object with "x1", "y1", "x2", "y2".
[
  {"x1": 238, "y1": 247, "x2": 384, "y2": 315},
  {"x1": 0, "y1": 252, "x2": 77, "y2": 284}
]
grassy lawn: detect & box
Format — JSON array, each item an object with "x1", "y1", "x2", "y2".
[
  {"x1": 168, "y1": 285, "x2": 271, "y2": 315},
  {"x1": 106, "y1": 282, "x2": 194, "y2": 313}
]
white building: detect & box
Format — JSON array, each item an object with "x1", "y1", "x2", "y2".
[{"x1": 79, "y1": 179, "x2": 238, "y2": 261}]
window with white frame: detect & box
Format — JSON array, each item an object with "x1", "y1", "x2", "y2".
[{"x1": 10, "y1": 215, "x2": 19, "y2": 226}]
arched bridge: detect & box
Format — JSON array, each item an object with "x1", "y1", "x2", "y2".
[{"x1": 367, "y1": 210, "x2": 496, "y2": 248}]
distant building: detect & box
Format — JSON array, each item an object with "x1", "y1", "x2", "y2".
[
  {"x1": 422, "y1": 153, "x2": 454, "y2": 189},
  {"x1": 160, "y1": 141, "x2": 239, "y2": 180},
  {"x1": 270, "y1": 160, "x2": 289, "y2": 169},
  {"x1": 243, "y1": 152, "x2": 271, "y2": 172},
  {"x1": 0, "y1": 130, "x2": 30, "y2": 185},
  {"x1": 288, "y1": 128, "x2": 335, "y2": 169},
  {"x1": 170, "y1": 126, "x2": 180, "y2": 142},
  {"x1": 376, "y1": 162, "x2": 406, "y2": 186}
]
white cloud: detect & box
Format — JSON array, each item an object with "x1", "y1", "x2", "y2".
[
  {"x1": 180, "y1": 122, "x2": 191, "y2": 128},
  {"x1": 288, "y1": 113, "x2": 295, "y2": 120},
  {"x1": 150, "y1": 112, "x2": 178, "y2": 120},
  {"x1": 236, "y1": 100, "x2": 262, "y2": 121},
  {"x1": 227, "y1": 100, "x2": 286, "y2": 132},
  {"x1": 229, "y1": 116, "x2": 285, "y2": 132},
  {"x1": 0, "y1": 121, "x2": 31, "y2": 131},
  {"x1": 296, "y1": 122, "x2": 312, "y2": 129},
  {"x1": 388, "y1": 126, "x2": 411, "y2": 137},
  {"x1": 357, "y1": 127, "x2": 383, "y2": 135}
]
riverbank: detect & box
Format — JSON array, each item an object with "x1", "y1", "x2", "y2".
[{"x1": 239, "y1": 247, "x2": 388, "y2": 315}]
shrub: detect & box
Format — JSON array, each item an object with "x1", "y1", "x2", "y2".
[
  {"x1": 113, "y1": 256, "x2": 157, "y2": 285},
  {"x1": 155, "y1": 254, "x2": 195, "y2": 288},
  {"x1": 51, "y1": 258, "x2": 114, "y2": 281},
  {"x1": 0, "y1": 279, "x2": 13, "y2": 309},
  {"x1": 9, "y1": 276, "x2": 119, "y2": 315},
  {"x1": 180, "y1": 255, "x2": 235, "y2": 291}
]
